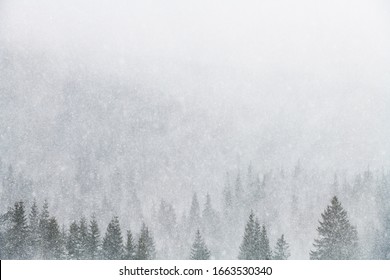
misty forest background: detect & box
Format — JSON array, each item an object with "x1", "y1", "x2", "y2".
[{"x1": 1, "y1": 0, "x2": 390, "y2": 259}]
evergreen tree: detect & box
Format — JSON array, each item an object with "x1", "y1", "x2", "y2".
[
  {"x1": 259, "y1": 224, "x2": 272, "y2": 260},
  {"x1": 2, "y1": 165, "x2": 16, "y2": 205},
  {"x1": 38, "y1": 200, "x2": 51, "y2": 259},
  {"x1": 46, "y1": 217, "x2": 65, "y2": 259},
  {"x1": 67, "y1": 221, "x2": 80, "y2": 259},
  {"x1": 87, "y1": 215, "x2": 101, "y2": 259},
  {"x1": 124, "y1": 230, "x2": 136, "y2": 260},
  {"x1": 188, "y1": 193, "x2": 200, "y2": 234},
  {"x1": 310, "y1": 196, "x2": 359, "y2": 260},
  {"x1": 0, "y1": 208, "x2": 13, "y2": 259},
  {"x1": 234, "y1": 172, "x2": 243, "y2": 204},
  {"x1": 273, "y1": 234, "x2": 290, "y2": 260},
  {"x1": 238, "y1": 211, "x2": 257, "y2": 259},
  {"x1": 202, "y1": 194, "x2": 220, "y2": 237},
  {"x1": 78, "y1": 217, "x2": 89, "y2": 259},
  {"x1": 28, "y1": 200, "x2": 40, "y2": 259},
  {"x1": 156, "y1": 200, "x2": 177, "y2": 259},
  {"x1": 102, "y1": 216, "x2": 124, "y2": 260},
  {"x1": 136, "y1": 223, "x2": 156, "y2": 260},
  {"x1": 6, "y1": 201, "x2": 29, "y2": 259},
  {"x1": 190, "y1": 229, "x2": 210, "y2": 260},
  {"x1": 157, "y1": 200, "x2": 176, "y2": 239}
]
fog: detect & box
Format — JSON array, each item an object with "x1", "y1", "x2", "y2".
[{"x1": 1, "y1": 0, "x2": 390, "y2": 259}]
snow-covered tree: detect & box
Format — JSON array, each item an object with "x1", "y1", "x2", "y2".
[
  {"x1": 136, "y1": 223, "x2": 156, "y2": 260},
  {"x1": 190, "y1": 229, "x2": 210, "y2": 260},
  {"x1": 124, "y1": 230, "x2": 136, "y2": 260},
  {"x1": 202, "y1": 194, "x2": 220, "y2": 238},
  {"x1": 188, "y1": 193, "x2": 201, "y2": 234},
  {"x1": 66, "y1": 221, "x2": 80, "y2": 259},
  {"x1": 38, "y1": 200, "x2": 51, "y2": 259},
  {"x1": 310, "y1": 196, "x2": 359, "y2": 260},
  {"x1": 259, "y1": 224, "x2": 272, "y2": 260},
  {"x1": 46, "y1": 217, "x2": 65, "y2": 259},
  {"x1": 102, "y1": 216, "x2": 124, "y2": 260},
  {"x1": 78, "y1": 217, "x2": 89, "y2": 259},
  {"x1": 238, "y1": 211, "x2": 257, "y2": 260},
  {"x1": 87, "y1": 215, "x2": 101, "y2": 259},
  {"x1": 27, "y1": 200, "x2": 40, "y2": 259},
  {"x1": 6, "y1": 201, "x2": 29, "y2": 259},
  {"x1": 273, "y1": 234, "x2": 290, "y2": 260}
]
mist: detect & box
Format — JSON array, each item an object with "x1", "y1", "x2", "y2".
[{"x1": 1, "y1": 0, "x2": 390, "y2": 259}]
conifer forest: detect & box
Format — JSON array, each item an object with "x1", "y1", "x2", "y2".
[{"x1": 1, "y1": 1, "x2": 390, "y2": 260}]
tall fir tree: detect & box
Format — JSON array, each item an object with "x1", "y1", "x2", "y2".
[
  {"x1": 238, "y1": 211, "x2": 257, "y2": 260},
  {"x1": 188, "y1": 193, "x2": 200, "y2": 235},
  {"x1": 136, "y1": 223, "x2": 156, "y2": 260},
  {"x1": 102, "y1": 216, "x2": 124, "y2": 260},
  {"x1": 6, "y1": 201, "x2": 29, "y2": 259},
  {"x1": 28, "y1": 200, "x2": 40, "y2": 259},
  {"x1": 124, "y1": 230, "x2": 136, "y2": 260},
  {"x1": 259, "y1": 224, "x2": 272, "y2": 260},
  {"x1": 38, "y1": 200, "x2": 51, "y2": 259},
  {"x1": 273, "y1": 234, "x2": 290, "y2": 260},
  {"x1": 87, "y1": 215, "x2": 101, "y2": 259},
  {"x1": 310, "y1": 196, "x2": 359, "y2": 260},
  {"x1": 78, "y1": 217, "x2": 89, "y2": 259},
  {"x1": 46, "y1": 217, "x2": 65, "y2": 259},
  {"x1": 202, "y1": 194, "x2": 220, "y2": 238},
  {"x1": 190, "y1": 229, "x2": 211, "y2": 260},
  {"x1": 66, "y1": 221, "x2": 80, "y2": 259}
]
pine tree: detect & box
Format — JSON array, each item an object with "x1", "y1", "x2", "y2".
[
  {"x1": 202, "y1": 194, "x2": 220, "y2": 237},
  {"x1": 28, "y1": 200, "x2": 40, "y2": 259},
  {"x1": 273, "y1": 234, "x2": 290, "y2": 260},
  {"x1": 38, "y1": 200, "x2": 51, "y2": 259},
  {"x1": 67, "y1": 221, "x2": 80, "y2": 259},
  {"x1": 310, "y1": 196, "x2": 359, "y2": 260},
  {"x1": 78, "y1": 217, "x2": 89, "y2": 259},
  {"x1": 188, "y1": 193, "x2": 200, "y2": 234},
  {"x1": 259, "y1": 225, "x2": 272, "y2": 260},
  {"x1": 238, "y1": 211, "x2": 257, "y2": 259},
  {"x1": 124, "y1": 230, "x2": 136, "y2": 260},
  {"x1": 136, "y1": 223, "x2": 156, "y2": 260},
  {"x1": 6, "y1": 201, "x2": 29, "y2": 259},
  {"x1": 157, "y1": 200, "x2": 176, "y2": 239},
  {"x1": 87, "y1": 215, "x2": 101, "y2": 259},
  {"x1": 0, "y1": 208, "x2": 13, "y2": 259},
  {"x1": 190, "y1": 229, "x2": 210, "y2": 260},
  {"x1": 46, "y1": 217, "x2": 65, "y2": 259},
  {"x1": 2, "y1": 165, "x2": 16, "y2": 205},
  {"x1": 102, "y1": 216, "x2": 124, "y2": 260}
]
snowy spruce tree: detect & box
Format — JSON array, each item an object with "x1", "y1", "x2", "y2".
[
  {"x1": 273, "y1": 234, "x2": 290, "y2": 260},
  {"x1": 87, "y1": 215, "x2": 101, "y2": 259},
  {"x1": 136, "y1": 223, "x2": 156, "y2": 260},
  {"x1": 5, "y1": 202, "x2": 29, "y2": 259},
  {"x1": 188, "y1": 193, "x2": 201, "y2": 235},
  {"x1": 124, "y1": 230, "x2": 136, "y2": 260},
  {"x1": 67, "y1": 221, "x2": 80, "y2": 259},
  {"x1": 78, "y1": 217, "x2": 89, "y2": 259},
  {"x1": 190, "y1": 229, "x2": 211, "y2": 260},
  {"x1": 238, "y1": 211, "x2": 272, "y2": 260},
  {"x1": 310, "y1": 196, "x2": 359, "y2": 260},
  {"x1": 102, "y1": 216, "x2": 124, "y2": 260},
  {"x1": 38, "y1": 200, "x2": 51, "y2": 259},
  {"x1": 28, "y1": 200, "x2": 40, "y2": 258},
  {"x1": 46, "y1": 217, "x2": 65, "y2": 259},
  {"x1": 238, "y1": 211, "x2": 257, "y2": 259},
  {"x1": 258, "y1": 224, "x2": 272, "y2": 260}
]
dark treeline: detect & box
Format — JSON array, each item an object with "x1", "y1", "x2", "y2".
[
  {"x1": 1, "y1": 161, "x2": 390, "y2": 259},
  {"x1": 0, "y1": 194, "x2": 384, "y2": 260}
]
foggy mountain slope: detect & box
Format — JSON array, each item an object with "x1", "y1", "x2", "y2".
[{"x1": 1, "y1": 0, "x2": 390, "y2": 259}]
